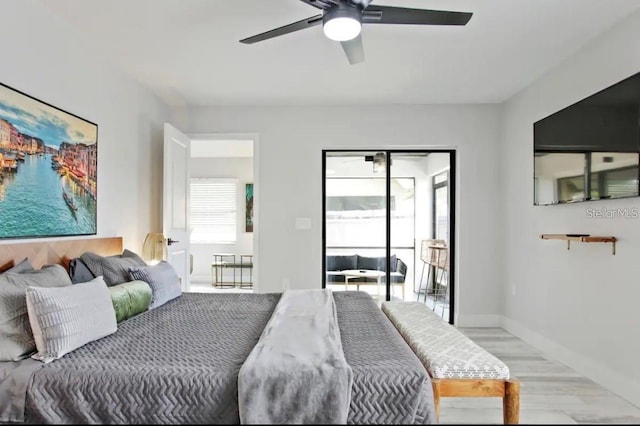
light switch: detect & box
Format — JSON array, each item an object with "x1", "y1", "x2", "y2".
[{"x1": 295, "y1": 217, "x2": 312, "y2": 230}]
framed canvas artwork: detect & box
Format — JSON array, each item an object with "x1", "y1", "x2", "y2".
[
  {"x1": 0, "y1": 82, "x2": 97, "y2": 239},
  {"x1": 245, "y1": 183, "x2": 253, "y2": 233}
]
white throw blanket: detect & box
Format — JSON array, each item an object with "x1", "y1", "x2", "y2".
[{"x1": 238, "y1": 289, "x2": 353, "y2": 424}]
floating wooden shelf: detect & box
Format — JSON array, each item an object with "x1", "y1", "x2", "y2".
[{"x1": 540, "y1": 234, "x2": 617, "y2": 255}]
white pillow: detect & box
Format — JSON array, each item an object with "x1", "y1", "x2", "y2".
[{"x1": 26, "y1": 276, "x2": 117, "y2": 363}]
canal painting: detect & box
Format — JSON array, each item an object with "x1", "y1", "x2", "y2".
[{"x1": 0, "y1": 83, "x2": 97, "y2": 239}]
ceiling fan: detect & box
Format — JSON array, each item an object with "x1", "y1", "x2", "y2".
[{"x1": 240, "y1": 0, "x2": 472, "y2": 65}]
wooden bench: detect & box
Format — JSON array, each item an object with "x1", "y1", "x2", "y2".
[{"x1": 381, "y1": 301, "x2": 520, "y2": 424}]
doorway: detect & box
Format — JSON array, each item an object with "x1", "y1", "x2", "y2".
[
  {"x1": 186, "y1": 135, "x2": 256, "y2": 294},
  {"x1": 322, "y1": 150, "x2": 455, "y2": 324}
]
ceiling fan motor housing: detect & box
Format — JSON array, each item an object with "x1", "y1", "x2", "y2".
[{"x1": 324, "y1": 3, "x2": 363, "y2": 22}]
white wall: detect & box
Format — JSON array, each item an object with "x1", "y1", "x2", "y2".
[
  {"x1": 172, "y1": 105, "x2": 502, "y2": 324},
  {"x1": 190, "y1": 157, "x2": 254, "y2": 283},
  {"x1": 0, "y1": 0, "x2": 169, "y2": 252},
  {"x1": 500, "y1": 9, "x2": 640, "y2": 406}
]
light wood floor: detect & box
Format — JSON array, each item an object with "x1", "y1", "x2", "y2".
[{"x1": 447, "y1": 327, "x2": 640, "y2": 424}]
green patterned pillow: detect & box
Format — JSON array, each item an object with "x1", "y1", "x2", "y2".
[{"x1": 108, "y1": 280, "x2": 152, "y2": 323}]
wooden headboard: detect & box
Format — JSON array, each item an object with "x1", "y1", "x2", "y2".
[{"x1": 0, "y1": 237, "x2": 123, "y2": 272}]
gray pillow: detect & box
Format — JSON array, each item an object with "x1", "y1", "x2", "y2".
[
  {"x1": 26, "y1": 276, "x2": 117, "y2": 364},
  {"x1": 129, "y1": 261, "x2": 181, "y2": 309},
  {"x1": 79, "y1": 252, "x2": 106, "y2": 278},
  {"x1": 80, "y1": 250, "x2": 146, "y2": 286},
  {"x1": 4, "y1": 258, "x2": 34, "y2": 274},
  {"x1": 69, "y1": 258, "x2": 96, "y2": 284},
  {"x1": 0, "y1": 265, "x2": 72, "y2": 361}
]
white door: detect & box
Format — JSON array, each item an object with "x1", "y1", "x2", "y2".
[{"x1": 163, "y1": 123, "x2": 191, "y2": 292}]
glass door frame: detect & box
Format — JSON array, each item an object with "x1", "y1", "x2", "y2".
[{"x1": 321, "y1": 149, "x2": 457, "y2": 325}]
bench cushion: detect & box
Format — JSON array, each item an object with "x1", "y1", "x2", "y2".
[{"x1": 382, "y1": 301, "x2": 509, "y2": 380}]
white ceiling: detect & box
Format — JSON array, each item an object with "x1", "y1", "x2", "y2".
[{"x1": 39, "y1": 0, "x2": 640, "y2": 107}]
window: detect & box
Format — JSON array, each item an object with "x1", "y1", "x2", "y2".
[
  {"x1": 190, "y1": 178, "x2": 237, "y2": 244},
  {"x1": 432, "y1": 172, "x2": 449, "y2": 243}
]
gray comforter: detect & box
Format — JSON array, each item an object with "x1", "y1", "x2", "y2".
[
  {"x1": 2, "y1": 291, "x2": 434, "y2": 424},
  {"x1": 334, "y1": 291, "x2": 435, "y2": 424}
]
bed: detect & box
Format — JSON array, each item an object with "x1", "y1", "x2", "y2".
[{"x1": 0, "y1": 238, "x2": 435, "y2": 425}]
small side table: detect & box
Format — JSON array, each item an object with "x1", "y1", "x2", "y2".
[
  {"x1": 239, "y1": 255, "x2": 253, "y2": 289},
  {"x1": 211, "y1": 253, "x2": 235, "y2": 288}
]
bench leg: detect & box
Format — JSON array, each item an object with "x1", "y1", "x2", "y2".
[
  {"x1": 431, "y1": 379, "x2": 441, "y2": 423},
  {"x1": 503, "y1": 379, "x2": 520, "y2": 424}
]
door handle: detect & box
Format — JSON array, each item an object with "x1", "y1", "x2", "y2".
[{"x1": 167, "y1": 238, "x2": 180, "y2": 246}]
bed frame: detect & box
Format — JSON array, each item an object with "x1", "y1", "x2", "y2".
[{"x1": 0, "y1": 237, "x2": 123, "y2": 272}]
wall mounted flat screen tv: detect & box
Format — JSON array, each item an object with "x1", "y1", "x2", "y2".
[{"x1": 533, "y1": 71, "x2": 640, "y2": 205}]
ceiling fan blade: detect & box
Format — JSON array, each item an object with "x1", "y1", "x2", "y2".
[
  {"x1": 363, "y1": 6, "x2": 472, "y2": 26},
  {"x1": 297, "y1": 0, "x2": 337, "y2": 10},
  {"x1": 240, "y1": 15, "x2": 323, "y2": 44},
  {"x1": 341, "y1": 35, "x2": 365, "y2": 65}
]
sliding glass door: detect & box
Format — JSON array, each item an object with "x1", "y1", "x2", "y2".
[
  {"x1": 322, "y1": 150, "x2": 455, "y2": 324},
  {"x1": 324, "y1": 152, "x2": 387, "y2": 300},
  {"x1": 429, "y1": 170, "x2": 450, "y2": 319}
]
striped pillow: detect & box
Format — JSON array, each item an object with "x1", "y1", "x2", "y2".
[{"x1": 25, "y1": 276, "x2": 117, "y2": 364}]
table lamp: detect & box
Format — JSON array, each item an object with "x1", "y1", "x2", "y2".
[{"x1": 142, "y1": 232, "x2": 167, "y2": 265}]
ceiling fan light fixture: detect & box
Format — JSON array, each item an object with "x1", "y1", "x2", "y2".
[{"x1": 323, "y1": 6, "x2": 362, "y2": 42}]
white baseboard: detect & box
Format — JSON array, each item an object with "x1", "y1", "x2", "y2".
[
  {"x1": 501, "y1": 316, "x2": 640, "y2": 408},
  {"x1": 190, "y1": 274, "x2": 211, "y2": 284},
  {"x1": 456, "y1": 314, "x2": 503, "y2": 327},
  {"x1": 191, "y1": 273, "x2": 252, "y2": 286}
]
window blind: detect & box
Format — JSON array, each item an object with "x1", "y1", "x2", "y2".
[{"x1": 190, "y1": 178, "x2": 237, "y2": 244}]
